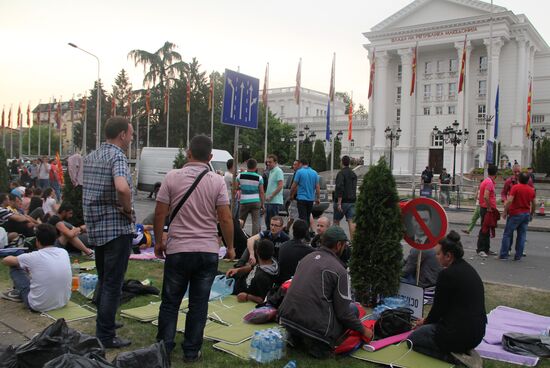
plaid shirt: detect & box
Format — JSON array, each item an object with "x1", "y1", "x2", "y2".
[{"x1": 83, "y1": 143, "x2": 133, "y2": 246}]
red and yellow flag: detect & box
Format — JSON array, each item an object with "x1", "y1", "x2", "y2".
[
  {"x1": 70, "y1": 97, "x2": 75, "y2": 124},
  {"x1": 26, "y1": 103, "x2": 30, "y2": 127},
  {"x1": 145, "y1": 88, "x2": 151, "y2": 116},
  {"x1": 55, "y1": 152, "x2": 64, "y2": 185},
  {"x1": 17, "y1": 104, "x2": 21, "y2": 128},
  {"x1": 111, "y1": 96, "x2": 116, "y2": 117},
  {"x1": 525, "y1": 79, "x2": 533, "y2": 137},
  {"x1": 56, "y1": 101, "x2": 62, "y2": 129},
  {"x1": 81, "y1": 95, "x2": 87, "y2": 118},
  {"x1": 127, "y1": 91, "x2": 132, "y2": 118},
  {"x1": 208, "y1": 77, "x2": 214, "y2": 111},
  {"x1": 368, "y1": 49, "x2": 375, "y2": 99},
  {"x1": 47, "y1": 102, "x2": 51, "y2": 126},
  {"x1": 186, "y1": 80, "x2": 190, "y2": 113},
  {"x1": 458, "y1": 35, "x2": 467, "y2": 93},
  {"x1": 410, "y1": 46, "x2": 417, "y2": 96},
  {"x1": 8, "y1": 106, "x2": 12, "y2": 128},
  {"x1": 348, "y1": 97, "x2": 353, "y2": 141}
]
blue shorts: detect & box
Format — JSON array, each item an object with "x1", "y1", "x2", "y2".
[{"x1": 333, "y1": 202, "x2": 355, "y2": 222}]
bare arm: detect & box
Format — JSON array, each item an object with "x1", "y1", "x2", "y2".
[
  {"x1": 315, "y1": 183, "x2": 321, "y2": 205},
  {"x1": 246, "y1": 234, "x2": 261, "y2": 265},
  {"x1": 2, "y1": 256, "x2": 19, "y2": 267},
  {"x1": 259, "y1": 185, "x2": 265, "y2": 208},
  {"x1": 290, "y1": 182, "x2": 298, "y2": 201},
  {"x1": 154, "y1": 202, "x2": 170, "y2": 259},
  {"x1": 217, "y1": 205, "x2": 235, "y2": 260},
  {"x1": 503, "y1": 195, "x2": 514, "y2": 219},
  {"x1": 56, "y1": 222, "x2": 80, "y2": 239}
]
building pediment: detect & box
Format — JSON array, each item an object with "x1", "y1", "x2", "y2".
[{"x1": 372, "y1": 0, "x2": 507, "y2": 31}]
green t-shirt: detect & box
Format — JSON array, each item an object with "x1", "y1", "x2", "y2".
[{"x1": 266, "y1": 166, "x2": 284, "y2": 205}]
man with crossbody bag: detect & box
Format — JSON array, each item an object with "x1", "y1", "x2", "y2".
[{"x1": 154, "y1": 135, "x2": 234, "y2": 363}]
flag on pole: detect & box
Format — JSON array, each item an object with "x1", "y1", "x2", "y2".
[
  {"x1": 81, "y1": 95, "x2": 87, "y2": 118},
  {"x1": 458, "y1": 35, "x2": 467, "y2": 93},
  {"x1": 208, "y1": 77, "x2": 214, "y2": 111},
  {"x1": 294, "y1": 58, "x2": 301, "y2": 104},
  {"x1": 186, "y1": 80, "x2": 191, "y2": 113},
  {"x1": 127, "y1": 91, "x2": 132, "y2": 118},
  {"x1": 329, "y1": 53, "x2": 335, "y2": 102},
  {"x1": 26, "y1": 103, "x2": 30, "y2": 128},
  {"x1": 111, "y1": 95, "x2": 116, "y2": 116},
  {"x1": 325, "y1": 100, "x2": 331, "y2": 141},
  {"x1": 368, "y1": 49, "x2": 375, "y2": 99},
  {"x1": 55, "y1": 152, "x2": 64, "y2": 185},
  {"x1": 262, "y1": 64, "x2": 269, "y2": 107},
  {"x1": 55, "y1": 101, "x2": 61, "y2": 129},
  {"x1": 47, "y1": 102, "x2": 51, "y2": 126},
  {"x1": 145, "y1": 88, "x2": 151, "y2": 116},
  {"x1": 8, "y1": 106, "x2": 11, "y2": 128},
  {"x1": 494, "y1": 85, "x2": 500, "y2": 139},
  {"x1": 525, "y1": 79, "x2": 533, "y2": 137},
  {"x1": 410, "y1": 46, "x2": 417, "y2": 96},
  {"x1": 1, "y1": 107, "x2": 4, "y2": 128},
  {"x1": 348, "y1": 97, "x2": 353, "y2": 141},
  {"x1": 70, "y1": 97, "x2": 75, "y2": 124},
  {"x1": 17, "y1": 104, "x2": 21, "y2": 128}
]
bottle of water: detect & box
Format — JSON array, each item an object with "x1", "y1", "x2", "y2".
[
  {"x1": 276, "y1": 331, "x2": 284, "y2": 359},
  {"x1": 250, "y1": 332, "x2": 260, "y2": 361},
  {"x1": 261, "y1": 332, "x2": 270, "y2": 363},
  {"x1": 84, "y1": 275, "x2": 91, "y2": 298},
  {"x1": 283, "y1": 360, "x2": 296, "y2": 368}
]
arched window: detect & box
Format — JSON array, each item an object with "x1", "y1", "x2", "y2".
[
  {"x1": 477, "y1": 129, "x2": 485, "y2": 147},
  {"x1": 431, "y1": 132, "x2": 443, "y2": 147}
]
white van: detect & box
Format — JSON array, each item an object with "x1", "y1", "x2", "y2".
[{"x1": 137, "y1": 147, "x2": 233, "y2": 192}]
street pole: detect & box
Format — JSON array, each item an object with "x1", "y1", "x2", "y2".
[{"x1": 389, "y1": 135, "x2": 393, "y2": 172}]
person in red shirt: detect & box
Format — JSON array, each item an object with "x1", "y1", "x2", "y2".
[
  {"x1": 498, "y1": 173, "x2": 536, "y2": 261},
  {"x1": 476, "y1": 165, "x2": 498, "y2": 257}
]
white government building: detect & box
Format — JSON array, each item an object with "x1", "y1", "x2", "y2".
[{"x1": 364, "y1": 0, "x2": 550, "y2": 175}]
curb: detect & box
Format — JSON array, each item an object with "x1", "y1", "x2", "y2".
[{"x1": 448, "y1": 221, "x2": 550, "y2": 233}]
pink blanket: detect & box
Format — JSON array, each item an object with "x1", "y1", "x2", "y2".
[{"x1": 129, "y1": 247, "x2": 159, "y2": 261}]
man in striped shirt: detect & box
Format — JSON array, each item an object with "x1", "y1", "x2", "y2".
[{"x1": 236, "y1": 158, "x2": 264, "y2": 235}]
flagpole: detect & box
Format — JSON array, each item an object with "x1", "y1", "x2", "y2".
[
  {"x1": 48, "y1": 98, "x2": 52, "y2": 157},
  {"x1": 484, "y1": 0, "x2": 494, "y2": 177},
  {"x1": 166, "y1": 86, "x2": 170, "y2": 148},
  {"x1": 330, "y1": 53, "x2": 336, "y2": 185},
  {"x1": 2, "y1": 105, "x2": 5, "y2": 151},
  {"x1": 28, "y1": 102, "x2": 31, "y2": 156},
  {"x1": 19, "y1": 107, "x2": 23, "y2": 159},
  {"x1": 59, "y1": 96, "x2": 62, "y2": 157},
  {"x1": 82, "y1": 95, "x2": 87, "y2": 154},
  {"x1": 368, "y1": 50, "x2": 375, "y2": 167},
  {"x1": 295, "y1": 58, "x2": 302, "y2": 160},
  {"x1": 147, "y1": 112, "x2": 150, "y2": 147},
  {"x1": 348, "y1": 91, "x2": 353, "y2": 155},
  {"x1": 264, "y1": 63, "x2": 269, "y2": 163},
  {"x1": 186, "y1": 80, "x2": 190, "y2": 148},
  {"x1": 136, "y1": 114, "x2": 139, "y2": 160},
  {"x1": 38, "y1": 102, "x2": 42, "y2": 156},
  {"x1": 411, "y1": 43, "x2": 419, "y2": 196},
  {"x1": 211, "y1": 73, "x2": 215, "y2": 145}
]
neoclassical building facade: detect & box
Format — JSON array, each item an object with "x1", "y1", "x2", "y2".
[{"x1": 364, "y1": 0, "x2": 550, "y2": 174}]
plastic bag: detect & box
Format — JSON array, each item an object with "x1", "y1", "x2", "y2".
[
  {"x1": 243, "y1": 306, "x2": 278, "y2": 324},
  {"x1": 14, "y1": 318, "x2": 104, "y2": 368},
  {"x1": 112, "y1": 342, "x2": 169, "y2": 368},
  {"x1": 43, "y1": 353, "x2": 114, "y2": 368},
  {"x1": 209, "y1": 275, "x2": 235, "y2": 300},
  {"x1": 0, "y1": 344, "x2": 17, "y2": 368}
]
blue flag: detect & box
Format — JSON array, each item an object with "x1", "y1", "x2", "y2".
[
  {"x1": 326, "y1": 100, "x2": 331, "y2": 141},
  {"x1": 494, "y1": 85, "x2": 499, "y2": 139}
]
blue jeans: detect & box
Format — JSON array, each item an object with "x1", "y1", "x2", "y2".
[
  {"x1": 38, "y1": 179, "x2": 49, "y2": 190},
  {"x1": 156, "y1": 252, "x2": 218, "y2": 358},
  {"x1": 9, "y1": 266, "x2": 32, "y2": 310},
  {"x1": 50, "y1": 180, "x2": 61, "y2": 202},
  {"x1": 94, "y1": 234, "x2": 132, "y2": 343},
  {"x1": 499, "y1": 213, "x2": 530, "y2": 260},
  {"x1": 265, "y1": 203, "x2": 283, "y2": 229}
]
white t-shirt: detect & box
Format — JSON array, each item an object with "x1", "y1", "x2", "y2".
[
  {"x1": 38, "y1": 163, "x2": 51, "y2": 180},
  {"x1": 17, "y1": 247, "x2": 72, "y2": 312},
  {"x1": 224, "y1": 171, "x2": 233, "y2": 199},
  {"x1": 43, "y1": 197, "x2": 57, "y2": 216}
]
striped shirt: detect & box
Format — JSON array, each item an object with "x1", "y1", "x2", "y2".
[
  {"x1": 237, "y1": 171, "x2": 263, "y2": 204},
  {"x1": 83, "y1": 143, "x2": 134, "y2": 247},
  {"x1": 0, "y1": 207, "x2": 13, "y2": 226}
]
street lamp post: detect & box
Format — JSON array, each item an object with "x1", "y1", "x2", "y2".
[
  {"x1": 530, "y1": 127, "x2": 547, "y2": 166},
  {"x1": 68, "y1": 43, "x2": 101, "y2": 151},
  {"x1": 436, "y1": 120, "x2": 469, "y2": 186},
  {"x1": 385, "y1": 126, "x2": 402, "y2": 172}
]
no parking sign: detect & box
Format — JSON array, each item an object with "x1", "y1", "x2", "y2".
[{"x1": 401, "y1": 198, "x2": 448, "y2": 250}]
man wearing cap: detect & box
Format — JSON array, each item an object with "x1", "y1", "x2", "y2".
[{"x1": 279, "y1": 226, "x2": 372, "y2": 358}]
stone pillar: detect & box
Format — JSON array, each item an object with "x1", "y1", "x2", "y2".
[
  {"x1": 372, "y1": 51, "x2": 390, "y2": 163},
  {"x1": 512, "y1": 37, "x2": 527, "y2": 147},
  {"x1": 393, "y1": 48, "x2": 413, "y2": 174}
]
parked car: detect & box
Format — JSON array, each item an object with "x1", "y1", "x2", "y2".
[{"x1": 282, "y1": 172, "x2": 330, "y2": 218}]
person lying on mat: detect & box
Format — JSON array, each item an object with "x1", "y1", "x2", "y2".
[
  {"x1": 278, "y1": 226, "x2": 373, "y2": 359},
  {"x1": 408, "y1": 230, "x2": 486, "y2": 365},
  {"x1": 226, "y1": 239, "x2": 279, "y2": 304},
  {"x1": 1, "y1": 223, "x2": 72, "y2": 312}
]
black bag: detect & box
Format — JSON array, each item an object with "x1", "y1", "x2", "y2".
[
  {"x1": 374, "y1": 307, "x2": 414, "y2": 339},
  {"x1": 502, "y1": 333, "x2": 550, "y2": 358},
  {"x1": 112, "y1": 342, "x2": 169, "y2": 368}
]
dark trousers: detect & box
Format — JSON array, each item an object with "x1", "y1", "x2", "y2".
[
  {"x1": 9, "y1": 266, "x2": 32, "y2": 310},
  {"x1": 408, "y1": 324, "x2": 455, "y2": 363},
  {"x1": 297, "y1": 200, "x2": 314, "y2": 227},
  {"x1": 94, "y1": 234, "x2": 132, "y2": 343},
  {"x1": 156, "y1": 252, "x2": 218, "y2": 359},
  {"x1": 476, "y1": 207, "x2": 491, "y2": 253}
]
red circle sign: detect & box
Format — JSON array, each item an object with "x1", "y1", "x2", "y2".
[{"x1": 401, "y1": 198, "x2": 448, "y2": 250}]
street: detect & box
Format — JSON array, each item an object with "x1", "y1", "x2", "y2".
[{"x1": 134, "y1": 193, "x2": 550, "y2": 291}]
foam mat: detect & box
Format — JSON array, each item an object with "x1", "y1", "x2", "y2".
[{"x1": 41, "y1": 301, "x2": 96, "y2": 322}]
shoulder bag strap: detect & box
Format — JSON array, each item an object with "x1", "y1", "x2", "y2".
[{"x1": 168, "y1": 169, "x2": 209, "y2": 225}]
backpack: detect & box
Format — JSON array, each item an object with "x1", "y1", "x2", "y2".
[{"x1": 374, "y1": 307, "x2": 414, "y2": 339}]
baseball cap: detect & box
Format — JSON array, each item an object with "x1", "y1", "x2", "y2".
[{"x1": 322, "y1": 226, "x2": 348, "y2": 243}]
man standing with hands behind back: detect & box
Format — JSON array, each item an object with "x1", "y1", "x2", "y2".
[
  {"x1": 83, "y1": 117, "x2": 135, "y2": 348},
  {"x1": 154, "y1": 135, "x2": 234, "y2": 363}
]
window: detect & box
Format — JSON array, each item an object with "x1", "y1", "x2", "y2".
[
  {"x1": 397, "y1": 64, "x2": 402, "y2": 80},
  {"x1": 477, "y1": 104, "x2": 486, "y2": 120},
  {"x1": 424, "y1": 107, "x2": 431, "y2": 116},
  {"x1": 448, "y1": 83, "x2": 457, "y2": 98},
  {"x1": 424, "y1": 61, "x2": 432, "y2": 74},
  {"x1": 449, "y1": 59, "x2": 458, "y2": 72},
  {"x1": 435, "y1": 106, "x2": 443, "y2": 115},
  {"x1": 280, "y1": 106, "x2": 285, "y2": 116},
  {"x1": 477, "y1": 129, "x2": 485, "y2": 147},
  {"x1": 437, "y1": 60, "x2": 445, "y2": 73},
  {"x1": 448, "y1": 105, "x2": 456, "y2": 115},
  {"x1": 316, "y1": 109, "x2": 319, "y2": 116},
  {"x1": 397, "y1": 86, "x2": 402, "y2": 102},
  {"x1": 432, "y1": 132, "x2": 443, "y2": 147},
  {"x1": 423, "y1": 84, "x2": 431, "y2": 98},
  {"x1": 478, "y1": 80, "x2": 487, "y2": 97},
  {"x1": 436, "y1": 83, "x2": 443, "y2": 99},
  {"x1": 396, "y1": 108, "x2": 401, "y2": 122},
  {"x1": 305, "y1": 107, "x2": 309, "y2": 116},
  {"x1": 479, "y1": 56, "x2": 488, "y2": 72},
  {"x1": 533, "y1": 115, "x2": 545, "y2": 123}
]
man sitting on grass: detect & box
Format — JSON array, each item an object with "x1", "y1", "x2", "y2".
[
  {"x1": 1, "y1": 223, "x2": 72, "y2": 312},
  {"x1": 1, "y1": 193, "x2": 38, "y2": 239},
  {"x1": 48, "y1": 203, "x2": 94, "y2": 258},
  {"x1": 226, "y1": 239, "x2": 279, "y2": 304}
]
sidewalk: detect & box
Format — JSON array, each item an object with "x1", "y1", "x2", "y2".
[{"x1": 445, "y1": 207, "x2": 550, "y2": 232}]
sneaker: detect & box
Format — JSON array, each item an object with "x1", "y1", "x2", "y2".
[
  {"x1": 1, "y1": 289, "x2": 22, "y2": 302},
  {"x1": 183, "y1": 350, "x2": 202, "y2": 363},
  {"x1": 477, "y1": 251, "x2": 487, "y2": 257},
  {"x1": 102, "y1": 336, "x2": 131, "y2": 349},
  {"x1": 496, "y1": 256, "x2": 508, "y2": 261},
  {"x1": 486, "y1": 250, "x2": 497, "y2": 256}
]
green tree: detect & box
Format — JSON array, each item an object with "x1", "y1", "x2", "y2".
[
  {"x1": 0, "y1": 148, "x2": 10, "y2": 191},
  {"x1": 311, "y1": 139, "x2": 327, "y2": 172},
  {"x1": 534, "y1": 138, "x2": 550, "y2": 175},
  {"x1": 62, "y1": 169, "x2": 84, "y2": 226},
  {"x1": 350, "y1": 157, "x2": 403, "y2": 305},
  {"x1": 299, "y1": 139, "x2": 313, "y2": 165},
  {"x1": 327, "y1": 139, "x2": 342, "y2": 171},
  {"x1": 73, "y1": 81, "x2": 109, "y2": 153},
  {"x1": 111, "y1": 69, "x2": 133, "y2": 118},
  {"x1": 173, "y1": 146, "x2": 186, "y2": 169},
  {"x1": 21, "y1": 125, "x2": 60, "y2": 157}
]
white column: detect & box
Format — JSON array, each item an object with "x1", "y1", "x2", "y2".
[
  {"x1": 512, "y1": 37, "x2": 527, "y2": 148},
  {"x1": 394, "y1": 48, "x2": 413, "y2": 174},
  {"x1": 372, "y1": 51, "x2": 390, "y2": 163},
  {"x1": 484, "y1": 37, "x2": 503, "y2": 123},
  {"x1": 455, "y1": 40, "x2": 472, "y2": 171}
]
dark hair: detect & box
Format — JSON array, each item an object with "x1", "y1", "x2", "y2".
[
  {"x1": 488, "y1": 164, "x2": 498, "y2": 176},
  {"x1": 226, "y1": 159, "x2": 234, "y2": 170},
  {"x1": 292, "y1": 219, "x2": 308, "y2": 240},
  {"x1": 518, "y1": 172, "x2": 529, "y2": 184},
  {"x1": 104, "y1": 116, "x2": 130, "y2": 139},
  {"x1": 8, "y1": 193, "x2": 19, "y2": 202},
  {"x1": 33, "y1": 187, "x2": 42, "y2": 196},
  {"x1": 247, "y1": 158, "x2": 257, "y2": 170},
  {"x1": 189, "y1": 135, "x2": 212, "y2": 162},
  {"x1": 28, "y1": 196, "x2": 43, "y2": 214},
  {"x1": 10, "y1": 181, "x2": 19, "y2": 188},
  {"x1": 439, "y1": 230, "x2": 464, "y2": 260},
  {"x1": 0, "y1": 193, "x2": 7, "y2": 204},
  {"x1": 24, "y1": 188, "x2": 33, "y2": 197},
  {"x1": 270, "y1": 216, "x2": 284, "y2": 227},
  {"x1": 42, "y1": 188, "x2": 54, "y2": 200},
  {"x1": 256, "y1": 239, "x2": 274, "y2": 261},
  {"x1": 35, "y1": 223, "x2": 57, "y2": 246},
  {"x1": 300, "y1": 158, "x2": 309, "y2": 166},
  {"x1": 341, "y1": 155, "x2": 350, "y2": 167},
  {"x1": 267, "y1": 154, "x2": 278, "y2": 163},
  {"x1": 58, "y1": 202, "x2": 74, "y2": 214}
]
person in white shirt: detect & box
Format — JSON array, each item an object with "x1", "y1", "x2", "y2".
[
  {"x1": 1, "y1": 223, "x2": 72, "y2": 312},
  {"x1": 37, "y1": 157, "x2": 51, "y2": 190}
]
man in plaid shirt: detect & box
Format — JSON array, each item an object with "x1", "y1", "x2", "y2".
[{"x1": 83, "y1": 117, "x2": 134, "y2": 349}]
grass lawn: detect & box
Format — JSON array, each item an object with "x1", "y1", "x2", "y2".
[{"x1": 1, "y1": 256, "x2": 549, "y2": 368}]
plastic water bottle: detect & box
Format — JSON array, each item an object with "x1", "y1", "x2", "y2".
[
  {"x1": 250, "y1": 332, "x2": 260, "y2": 361},
  {"x1": 261, "y1": 332, "x2": 270, "y2": 363},
  {"x1": 283, "y1": 360, "x2": 296, "y2": 368},
  {"x1": 90, "y1": 275, "x2": 98, "y2": 298},
  {"x1": 276, "y1": 332, "x2": 284, "y2": 359},
  {"x1": 84, "y1": 275, "x2": 91, "y2": 297}
]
